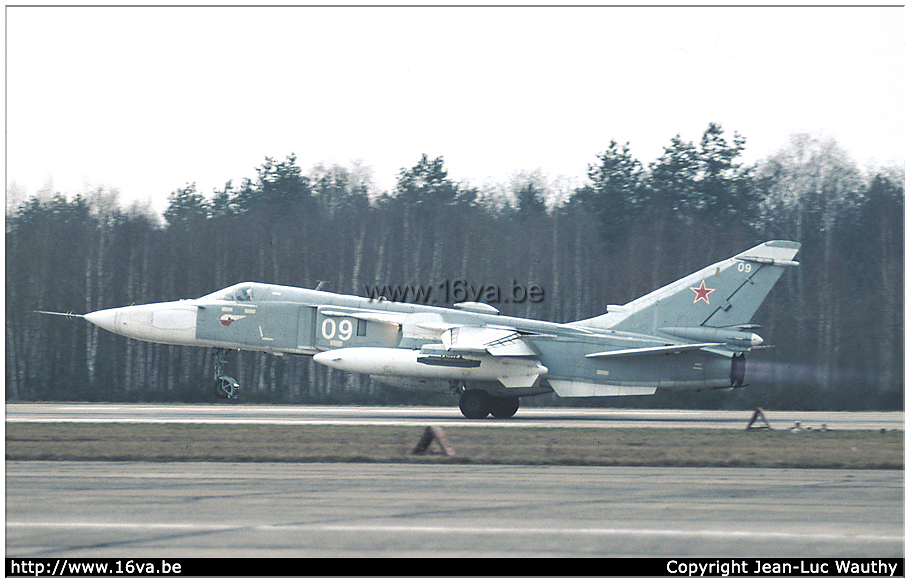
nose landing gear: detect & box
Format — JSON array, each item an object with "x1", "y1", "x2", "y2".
[{"x1": 212, "y1": 348, "x2": 240, "y2": 399}]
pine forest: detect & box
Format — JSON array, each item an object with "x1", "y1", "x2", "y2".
[{"x1": 6, "y1": 124, "x2": 903, "y2": 411}]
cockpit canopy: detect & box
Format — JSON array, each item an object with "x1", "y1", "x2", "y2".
[{"x1": 199, "y1": 283, "x2": 263, "y2": 303}]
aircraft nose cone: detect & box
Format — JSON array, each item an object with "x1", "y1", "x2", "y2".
[
  {"x1": 84, "y1": 308, "x2": 120, "y2": 333},
  {"x1": 750, "y1": 333, "x2": 764, "y2": 346}
]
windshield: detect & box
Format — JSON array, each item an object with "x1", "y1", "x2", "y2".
[{"x1": 200, "y1": 283, "x2": 257, "y2": 303}]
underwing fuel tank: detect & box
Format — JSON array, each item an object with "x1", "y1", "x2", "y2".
[{"x1": 313, "y1": 346, "x2": 547, "y2": 388}]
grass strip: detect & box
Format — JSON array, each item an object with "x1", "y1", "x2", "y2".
[{"x1": 5, "y1": 423, "x2": 903, "y2": 469}]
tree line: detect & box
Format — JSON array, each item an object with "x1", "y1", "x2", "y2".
[{"x1": 6, "y1": 124, "x2": 903, "y2": 410}]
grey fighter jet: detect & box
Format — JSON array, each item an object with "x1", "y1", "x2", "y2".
[{"x1": 56, "y1": 241, "x2": 799, "y2": 419}]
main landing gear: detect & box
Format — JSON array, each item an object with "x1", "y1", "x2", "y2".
[
  {"x1": 212, "y1": 348, "x2": 240, "y2": 400},
  {"x1": 454, "y1": 384, "x2": 520, "y2": 419}
]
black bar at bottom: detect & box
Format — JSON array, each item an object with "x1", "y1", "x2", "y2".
[{"x1": 4, "y1": 557, "x2": 906, "y2": 577}]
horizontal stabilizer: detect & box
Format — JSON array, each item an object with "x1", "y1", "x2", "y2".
[{"x1": 585, "y1": 342, "x2": 722, "y2": 358}]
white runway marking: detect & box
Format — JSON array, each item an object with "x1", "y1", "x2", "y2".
[
  {"x1": 9, "y1": 521, "x2": 901, "y2": 543},
  {"x1": 5, "y1": 403, "x2": 904, "y2": 430}
]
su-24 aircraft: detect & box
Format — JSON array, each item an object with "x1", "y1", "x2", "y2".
[{"x1": 49, "y1": 241, "x2": 799, "y2": 419}]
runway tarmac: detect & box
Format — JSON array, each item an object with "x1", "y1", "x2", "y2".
[
  {"x1": 5, "y1": 402, "x2": 904, "y2": 430},
  {"x1": 6, "y1": 461, "x2": 903, "y2": 559},
  {"x1": 6, "y1": 404, "x2": 903, "y2": 559}
]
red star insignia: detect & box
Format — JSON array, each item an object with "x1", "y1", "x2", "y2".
[{"x1": 689, "y1": 279, "x2": 716, "y2": 305}]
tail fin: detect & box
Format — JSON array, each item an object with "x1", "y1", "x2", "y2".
[{"x1": 573, "y1": 241, "x2": 800, "y2": 334}]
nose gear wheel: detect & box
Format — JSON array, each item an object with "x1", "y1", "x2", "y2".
[{"x1": 214, "y1": 376, "x2": 240, "y2": 399}]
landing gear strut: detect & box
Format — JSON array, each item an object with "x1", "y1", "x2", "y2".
[{"x1": 212, "y1": 348, "x2": 240, "y2": 400}]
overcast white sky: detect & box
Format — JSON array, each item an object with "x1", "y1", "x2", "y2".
[{"x1": 6, "y1": 5, "x2": 905, "y2": 215}]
